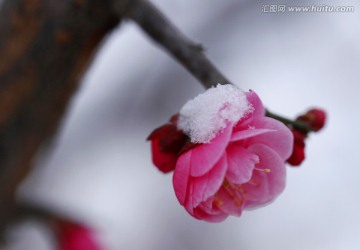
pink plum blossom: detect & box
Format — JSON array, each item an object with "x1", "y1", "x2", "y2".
[{"x1": 172, "y1": 90, "x2": 293, "y2": 222}]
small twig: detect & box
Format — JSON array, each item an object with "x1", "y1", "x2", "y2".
[
  {"x1": 126, "y1": 0, "x2": 231, "y2": 89},
  {"x1": 266, "y1": 109, "x2": 311, "y2": 133}
]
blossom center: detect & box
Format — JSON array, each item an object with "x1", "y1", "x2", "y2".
[{"x1": 221, "y1": 179, "x2": 246, "y2": 207}]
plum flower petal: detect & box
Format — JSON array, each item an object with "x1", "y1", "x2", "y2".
[
  {"x1": 242, "y1": 143, "x2": 286, "y2": 209},
  {"x1": 244, "y1": 90, "x2": 265, "y2": 117},
  {"x1": 188, "y1": 155, "x2": 227, "y2": 210},
  {"x1": 173, "y1": 150, "x2": 192, "y2": 205},
  {"x1": 189, "y1": 125, "x2": 232, "y2": 177},
  {"x1": 193, "y1": 201, "x2": 228, "y2": 222},
  {"x1": 230, "y1": 128, "x2": 275, "y2": 142},
  {"x1": 242, "y1": 117, "x2": 294, "y2": 161},
  {"x1": 226, "y1": 145, "x2": 259, "y2": 184}
]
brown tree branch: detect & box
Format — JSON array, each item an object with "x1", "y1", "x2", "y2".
[
  {"x1": 125, "y1": 0, "x2": 231, "y2": 89},
  {"x1": 266, "y1": 109, "x2": 313, "y2": 133},
  {"x1": 0, "y1": 0, "x2": 122, "y2": 237}
]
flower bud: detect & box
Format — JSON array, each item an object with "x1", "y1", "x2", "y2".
[
  {"x1": 54, "y1": 219, "x2": 100, "y2": 250},
  {"x1": 297, "y1": 108, "x2": 326, "y2": 132},
  {"x1": 147, "y1": 115, "x2": 189, "y2": 173},
  {"x1": 287, "y1": 129, "x2": 306, "y2": 166}
]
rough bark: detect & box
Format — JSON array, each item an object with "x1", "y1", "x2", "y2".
[{"x1": 0, "y1": 0, "x2": 121, "y2": 236}]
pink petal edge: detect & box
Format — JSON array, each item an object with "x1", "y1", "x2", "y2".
[
  {"x1": 190, "y1": 124, "x2": 232, "y2": 177},
  {"x1": 173, "y1": 151, "x2": 192, "y2": 205}
]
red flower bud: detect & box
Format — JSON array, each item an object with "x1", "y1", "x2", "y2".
[
  {"x1": 54, "y1": 219, "x2": 100, "y2": 250},
  {"x1": 297, "y1": 108, "x2": 326, "y2": 132},
  {"x1": 147, "y1": 115, "x2": 189, "y2": 173},
  {"x1": 287, "y1": 129, "x2": 306, "y2": 166}
]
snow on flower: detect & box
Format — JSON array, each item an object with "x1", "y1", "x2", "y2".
[
  {"x1": 148, "y1": 85, "x2": 293, "y2": 222},
  {"x1": 177, "y1": 84, "x2": 253, "y2": 143}
]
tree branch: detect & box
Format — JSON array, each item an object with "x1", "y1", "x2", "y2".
[
  {"x1": 266, "y1": 109, "x2": 312, "y2": 133},
  {"x1": 125, "y1": 0, "x2": 231, "y2": 89},
  {"x1": 0, "y1": 0, "x2": 122, "y2": 238}
]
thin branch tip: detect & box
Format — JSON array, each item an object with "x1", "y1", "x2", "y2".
[{"x1": 127, "y1": 0, "x2": 230, "y2": 89}]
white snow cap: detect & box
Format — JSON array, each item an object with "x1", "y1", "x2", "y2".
[{"x1": 177, "y1": 84, "x2": 253, "y2": 143}]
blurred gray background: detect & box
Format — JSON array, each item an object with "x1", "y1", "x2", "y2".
[{"x1": 5, "y1": 0, "x2": 360, "y2": 249}]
